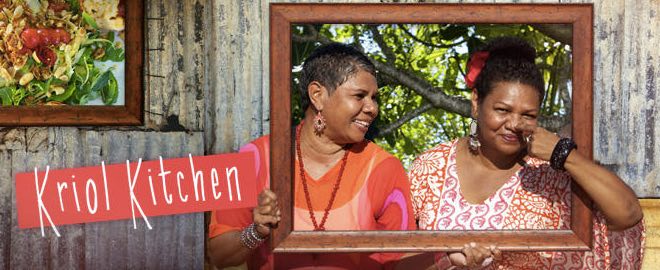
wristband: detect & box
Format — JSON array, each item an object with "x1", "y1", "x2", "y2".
[
  {"x1": 550, "y1": 138, "x2": 577, "y2": 170},
  {"x1": 240, "y1": 223, "x2": 267, "y2": 249}
]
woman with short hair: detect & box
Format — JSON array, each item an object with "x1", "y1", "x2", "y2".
[{"x1": 208, "y1": 43, "x2": 416, "y2": 270}]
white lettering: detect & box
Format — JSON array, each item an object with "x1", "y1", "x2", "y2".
[
  {"x1": 72, "y1": 180, "x2": 81, "y2": 212},
  {"x1": 34, "y1": 166, "x2": 60, "y2": 237},
  {"x1": 102, "y1": 161, "x2": 111, "y2": 211},
  {"x1": 147, "y1": 169, "x2": 157, "y2": 206},
  {"x1": 158, "y1": 156, "x2": 173, "y2": 204},
  {"x1": 189, "y1": 154, "x2": 205, "y2": 201},
  {"x1": 176, "y1": 171, "x2": 188, "y2": 202},
  {"x1": 86, "y1": 178, "x2": 98, "y2": 214},
  {"x1": 56, "y1": 182, "x2": 67, "y2": 212},
  {"x1": 126, "y1": 159, "x2": 152, "y2": 230},
  {"x1": 211, "y1": 168, "x2": 221, "y2": 200},
  {"x1": 225, "y1": 167, "x2": 242, "y2": 201}
]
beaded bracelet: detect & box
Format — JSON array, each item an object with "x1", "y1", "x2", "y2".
[
  {"x1": 550, "y1": 138, "x2": 577, "y2": 170},
  {"x1": 240, "y1": 223, "x2": 267, "y2": 249}
]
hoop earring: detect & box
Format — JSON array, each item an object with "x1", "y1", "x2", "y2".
[
  {"x1": 313, "y1": 110, "x2": 326, "y2": 135},
  {"x1": 468, "y1": 118, "x2": 481, "y2": 152}
]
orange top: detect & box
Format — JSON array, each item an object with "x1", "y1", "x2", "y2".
[{"x1": 209, "y1": 135, "x2": 415, "y2": 270}]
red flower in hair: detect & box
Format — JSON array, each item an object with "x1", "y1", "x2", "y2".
[{"x1": 465, "y1": 51, "x2": 489, "y2": 89}]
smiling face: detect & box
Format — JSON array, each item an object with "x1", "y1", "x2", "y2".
[
  {"x1": 473, "y1": 81, "x2": 541, "y2": 157},
  {"x1": 314, "y1": 69, "x2": 378, "y2": 145}
]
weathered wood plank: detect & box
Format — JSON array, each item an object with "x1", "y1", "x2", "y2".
[
  {"x1": 0, "y1": 128, "x2": 26, "y2": 151},
  {"x1": 145, "y1": 0, "x2": 206, "y2": 131},
  {"x1": 593, "y1": 0, "x2": 659, "y2": 196},
  {"x1": 81, "y1": 130, "x2": 130, "y2": 270},
  {"x1": 593, "y1": 0, "x2": 627, "y2": 180},
  {"x1": 83, "y1": 131, "x2": 205, "y2": 270},
  {"x1": 10, "y1": 149, "x2": 53, "y2": 270},
  {"x1": 49, "y1": 128, "x2": 87, "y2": 270},
  {"x1": 9, "y1": 128, "x2": 86, "y2": 270},
  {"x1": 204, "y1": 0, "x2": 269, "y2": 154},
  {"x1": 0, "y1": 151, "x2": 11, "y2": 270}
]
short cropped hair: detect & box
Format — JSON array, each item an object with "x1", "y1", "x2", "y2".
[{"x1": 298, "y1": 43, "x2": 376, "y2": 111}]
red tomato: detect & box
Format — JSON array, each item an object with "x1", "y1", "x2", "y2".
[
  {"x1": 20, "y1": 28, "x2": 71, "y2": 50},
  {"x1": 52, "y1": 29, "x2": 71, "y2": 43},
  {"x1": 20, "y1": 28, "x2": 41, "y2": 49},
  {"x1": 36, "y1": 46, "x2": 57, "y2": 67}
]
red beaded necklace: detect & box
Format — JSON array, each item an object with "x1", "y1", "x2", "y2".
[{"x1": 296, "y1": 124, "x2": 350, "y2": 231}]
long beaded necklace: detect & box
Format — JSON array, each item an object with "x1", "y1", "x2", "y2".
[{"x1": 296, "y1": 124, "x2": 350, "y2": 231}]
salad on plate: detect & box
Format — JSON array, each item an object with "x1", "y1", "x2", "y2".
[{"x1": 0, "y1": 0, "x2": 125, "y2": 106}]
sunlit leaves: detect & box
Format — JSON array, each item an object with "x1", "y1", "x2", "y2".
[{"x1": 292, "y1": 23, "x2": 572, "y2": 168}]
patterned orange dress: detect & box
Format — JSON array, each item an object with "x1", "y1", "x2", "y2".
[
  {"x1": 409, "y1": 139, "x2": 645, "y2": 269},
  {"x1": 209, "y1": 135, "x2": 416, "y2": 270}
]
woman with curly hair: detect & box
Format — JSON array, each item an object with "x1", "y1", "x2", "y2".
[{"x1": 409, "y1": 36, "x2": 645, "y2": 269}]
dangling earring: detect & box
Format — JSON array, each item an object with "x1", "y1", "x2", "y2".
[
  {"x1": 468, "y1": 118, "x2": 481, "y2": 153},
  {"x1": 313, "y1": 110, "x2": 326, "y2": 135}
]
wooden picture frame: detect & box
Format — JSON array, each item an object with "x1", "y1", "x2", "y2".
[
  {"x1": 0, "y1": 0, "x2": 143, "y2": 126},
  {"x1": 270, "y1": 3, "x2": 593, "y2": 252}
]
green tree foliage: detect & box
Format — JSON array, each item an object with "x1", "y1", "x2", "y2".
[{"x1": 292, "y1": 24, "x2": 572, "y2": 167}]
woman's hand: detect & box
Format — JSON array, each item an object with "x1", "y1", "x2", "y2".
[
  {"x1": 519, "y1": 125, "x2": 643, "y2": 230},
  {"x1": 520, "y1": 125, "x2": 560, "y2": 161},
  {"x1": 448, "y1": 242, "x2": 501, "y2": 269},
  {"x1": 208, "y1": 189, "x2": 282, "y2": 268},
  {"x1": 252, "y1": 189, "x2": 281, "y2": 237}
]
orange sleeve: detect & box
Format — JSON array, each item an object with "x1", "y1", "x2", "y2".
[
  {"x1": 366, "y1": 157, "x2": 417, "y2": 266},
  {"x1": 208, "y1": 136, "x2": 270, "y2": 239},
  {"x1": 208, "y1": 207, "x2": 252, "y2": 238},
  {"x1": 368, "y1": 157, "x2": 416, "y2": 231}
]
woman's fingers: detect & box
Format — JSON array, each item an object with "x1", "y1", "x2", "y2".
[
  {"x1": 455, "y1": 242, "x2": 498, "y2": 268},
  {"x1": 257, "y1": 205, "x2": 272, "y2": 214},
  {"x1": 253, "y1": 189, "x2": 281, "y2": 235},
  {"x1": 522, "y1": 126, "x2": 561, "y2": 161},
  {"x1": 254, "y1": 213, "x2": 279, "y2": 227},
  {"x1": 253, "y1": 213, "x2": 279, "y2": 237},
  {"x1": 262, "y1": 189, "x2": 278, "y2": 201},
  {"x1": 472, "y1": 242, "x2": 492, "y2": 266},
  {"x1": 448, "y1": 252, "x2": 467, "y2": 267},
  {"x1": 257, "y1": 189, "x2": 280, "y2": 216},
  {"x1": 258, "y1": 189, "x2": 277, "y2": 204},
  {"x1": 490, "y1": 245, "x2": 502, "y2": 261},
  {"x1": 518, "y1": 123, "x2": 537, "y2": 135},
  {"x1": 462, "y1": 243, "x2": 477, "y2": 267}
]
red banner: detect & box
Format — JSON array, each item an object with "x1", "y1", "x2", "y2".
[{"x1": 15, "y1": 152, "x2": 258, "y2": 236}]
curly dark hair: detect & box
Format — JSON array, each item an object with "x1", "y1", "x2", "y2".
[
  {"x1": 299, "y1": 43, "x2": 376, "y2": 111},
  {"x1": 473, "y1": 36, "x2": 545, "y2": 104}
]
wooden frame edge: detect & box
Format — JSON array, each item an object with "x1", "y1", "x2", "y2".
[{"x1": 270, "y1": 3, "x2": 594, "y2": 252}]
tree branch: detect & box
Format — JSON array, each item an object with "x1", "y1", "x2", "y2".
[
  {"x1": 368, "y1": 25, "x2": 396, "y2": 64},
  {"x1": 531, "y1": 24, "x2": 572, "y2": 46},
  {"x1": 292, "y1": 29, "x2": 570, "y2": 133},
  {"x1": 371, "y1": 59, "x2": 472, "y2": 117},
  {"x1": 291, "y1": 25, "x2": 333, "y2": 44},
  {"x1": 398, "y1": 24, "x2": 466, "y2": 49},
  {"x1": 376, "y1": 103, "x2": 434, "y2": 137}
]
